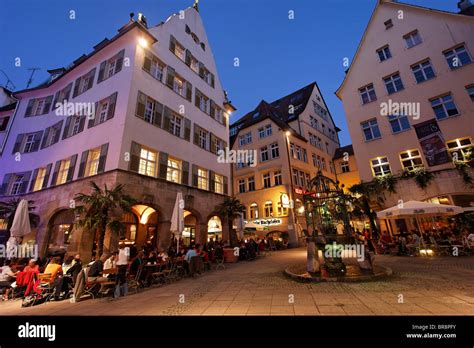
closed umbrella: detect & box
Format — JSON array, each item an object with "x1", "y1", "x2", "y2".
[
  {"x1": 170, "y1": 192, "x2": 184, "y2": 253},
  {"x1": 10, "y1": 199, "x2": 31, "y2": 237}
]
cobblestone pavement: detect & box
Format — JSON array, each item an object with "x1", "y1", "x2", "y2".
[{"x1": 1, "y1": 248, "x2": 474, "y2": 316}]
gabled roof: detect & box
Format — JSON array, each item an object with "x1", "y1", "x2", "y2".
[
  {"x1": 13, "y1": 21, "x2": 157, "y2": 95},
  {"x1": 333, "y1": 144, "x2": 354, "y2": 160},
  {"x1": 335, "y1": 0, "x2": 473, "y2": 98}
]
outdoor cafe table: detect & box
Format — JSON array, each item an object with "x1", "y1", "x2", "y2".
[{"x1": 143, "y1": 262, "x2": 165, "y2": 286}]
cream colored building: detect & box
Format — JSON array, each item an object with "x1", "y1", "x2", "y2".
[
  {"x1": 336, "y1": 0, "x2": 474, "y2": 233},
  {"x1": 230, "y1": 83, "x2": 341, "y2": 245},
  {"x1": 333, "y1": 144, "x2": 361, "y2": 192}
]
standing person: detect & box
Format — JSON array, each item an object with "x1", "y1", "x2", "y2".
[{"x1": 115, "y1": 239, "x2": 130, "y2": 298}]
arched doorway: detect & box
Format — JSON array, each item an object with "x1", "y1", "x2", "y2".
[
  {"x1": 207, "y1": 215, "x2": 222, "y2": 242},
  {"x1": 120, "y1": 205, "x2": 159, "y2": 252},
  {"x1": 47, "y1": 209, "x2": 75, "y2": 256},
  {"x1": 182, "y1": 210, "x2": 197, "y2": 246}
]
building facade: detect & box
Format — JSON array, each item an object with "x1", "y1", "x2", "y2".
[
  {"x1": 336, "y1": 0, "x2": 474, "y2": 233},
  {"x1": 230, "y1": 83, "x2": 341, "y2": 245},
  {"x1": 333, "y1": 144, "x2": 361, "y2": 193},
  {"x1": 0, "y1": 5, "x2": 235, "y2": 261}
]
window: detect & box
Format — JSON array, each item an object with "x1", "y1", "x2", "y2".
[
  {"x1": 74, "y1": 68, "x2": 96, "y2": 96},
  {"x1": 23, "y1": 134, "x2": 36, "y2": 153},
  {"x1": 444, "y1": 45, "x2": 472, "y2": 70},
  {"x1": 371, "y1": 157, "x2": 391, "y2": 177},
  {"x1": 359, "y1": 84, "x2": 377, "y2": 104},
  {"x1": 411, "y1": 60, "x2": 435, "y2": 83},
  {"x1": 400, "y1": 150, "x2": 423, "y2": 171},
  {"x1": 198, "y1": 128, "x2": 208, "y2": 149},
  {"x1": 71, "y1": 117, "x2": 82, "y2": 136},
  {"x1": 214, "y1": 174, "x2": 224, "y2": 194},
  {"x1": 98, "y1": 50, "x2": 124, "y2": 81},
  {"x1": 10, "y1": 175, "x2": 24, "y2": 195},
  {"x1": 341, "y1": 162, "x2": 350, "y2": 173},
  {"x1": 292, "y1": 168, "x2": 299, "y2": 185},
  {"x1": 384, "y1": 19, "x2": 393, "y2": 30},
  {"x1": 270, "y1": 142, "x2": 279, "y2": 159},
  {"x1": 430, "y1": 94, "x2": 459, "y2": 120},
  {"x1": 274, "y1": 171, "x2": 282, "y2": 186},
  {"x1": 34, "y1": 98, "x2": 46, "y2": 115},
  {"x1": 377, "y1": 45, "x2": 392, "y2": 62},
  {"x1": 239, "y1": 132, "x2": 252, "y2": 146},
  {"x1": 238, "y1": 179, "x2": 246, "y2": 193},
  {"x1": 388, "y1": 114, "x2": 410, "y2": 133},
  {"x1": 404, "y1": 30, "x2": 422, "y2": 48},
  {"x1": 447, "y1": 137, "x2": 472, "y2": 162},
  {"x1": 144, "y1": 99, "x2": 155, "y2": 124},
  {"x1": 321, "y1": 158, "x2": 327, "y2": 171},
  {"x1": 313, "y1": 102, "x2": 328, "y2": 120},
  {"x1": 264, "y1": 201, "x2": 273, "y2": 218},
  {"x1": 277, "y1": 202, "x2": 288, "y2": 216},
  {"x1": 310, "y1": 116, "x2": 318, "y2": 130},
  {"x1": 258, "y1": 124, "x2": 272, "y2": 139},
  {"x1": 197, "y1": 168, "x2": 208, "y2": 190},
  {"x1": 170, "y1": 36, "x2": 185, "y2": 61},
  {"x1": 57, "y1": 159, "x2": 71, "y2": 185},
  {"x1": 309, "y1": 133, "x2": 317, "y2": 147},
  {"x1": 248, "y1": 176, "x2": 255, "y2": 191},
  {"x1": 263, "y1": 173, "x2": 271, "y2": 188},
  {"x1": 302, "y1": 148, "x2": 308, "y2": 162},
  {"x1": 195, "y1": 89, "x2": 210, "y2": 114},
  {"x1": 143, "y1": 51, "x2": 165, "y2": 81},
  {"x1": 299, "y1": 171, "x2": 305, "y2": 187},
  {"x1": 305, "y1": 173, "x2": 311, "y2": 188},
  {"x1": 0, "y1": 116, "x2": 9, "y2": 131},
  {"x1": 250, "y1": 203, "x2": 258, "y2": 219},
  {"x1": 138, "y1": 148, "x2": 156, "y2": 177},
  {"x1": 466, "y1": 85, "x2": 474, "y2": 102},
  {"x1": 260, "y1": 146, "x2": 269, "y2": 162},
  {"x1": 312, "y1": 154, "x2": 319, "y2": 168},
  {"x1": 32, "y1": 167, "x2": 46, "y2": 192},
  {"x1": 383, "y1": 73, "x2": 404, "y2": 94},
  {"x1": 167, "y1": 158, "x2": 181, "y2": 183},
  {"x1": 85, "y1": 148, "x2": 101, "y2": 177},
  {"x1": 173, "y1": 75, "x2": 184, "y2": 95},
  {"x1": 361, "y1": 119, "x2": 381, "y2": 141},
  {"x1": 170, "y1": 113, "x2": 183, "y2": 137}
]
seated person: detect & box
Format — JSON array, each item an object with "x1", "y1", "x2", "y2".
[
  {"x1": 66, "y1": 254, "x2": 82, "y2": 286},
  {"x1": 0, "y1": 259, "x2": 18, "y2": 301},
  {"x1": 43, "y1": 257, "x2": 63, "y2": 284},
  {"x1": 62, "y1": 256, "x2": 75, "y2": 274},
  {"x1": 129, "y1": 251, "x2": 145, "y2": 276},
  {"x1": 87, "y1": 254, "x2": 111, "y2": 294},
  {"x1": 147, "y1": 251, "x2": 158, "y2": 264},
  {"x1": 103, "y1": 253, "x2": 117, "y2": 280},
  {"x1": 183, "y1": 245, "x2": 198, "y2": 274},
  {"x1": 23, "y1": 259, "x2": 39, "y2": 272},
  {"x1": 406, "y1": 232, "x2": 421, "y2": 255}
]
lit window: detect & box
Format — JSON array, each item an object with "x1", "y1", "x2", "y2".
[
  {"x1": 411, "y1": 60, "x2": 435, "y2": 83},
  {"x1": 264, "y1": 201, "x2": 273, "y2": 217},
  {"x1": 197, "y1": 168, "x2": 208, "y2": 190},
  {"x1": 388, "y1": 114, "x2": 410, "y2": 133},
  {"x1": 138, "y1": 148, "x2": 156, "y2": 177},
  {"x1": 400, "y1": 150, "x2": 424, "y2": 171},
  {"x1": 377, "y1": 45, "x2": 392, "y2": 62},
  {"x1": 383, "y1": 73, "x2": 404, "y2": 94},
  {"x1": 214, "y1": 174, "x2": 223, "y2": 194},
  {"x1": 430, "y1": 94, "x2": 459, "y2": 120},
  {"x1": 277, "y1": 202, "x2": 288, "y2": 216},
  {"x1": 33, "y1": 168, "x2": 46, "y2": 192},
  {"x1": 250, "y1": 203, "x2": 258, "y2": 219},
  {"x1": 359, "y1": 84, "x2": 377, "y2": 104},
  {"x1": 444, "y1": 45, "x2": 472, "y2": 70},
  {"x1": 371, "y1": 157, "x2": 391, "y2": 177},
  {"x1": 447, "y1": 137, "x2": 472, "y2": 162},
  {"x1": 361, "y1": 119, "x2": 381, "y2": 141},
  {"x1": 166, "y1": 158, "x2": 181, "y2": 183},
  {"x1": 85, "y1": 148, "x2": 101, "y2": 177},
  {"x1": 173, "y1": 76, "x2": 184, "y2": 95},
  {"x1": 57, "y1": 158, "x2": 72, "y2": 184},
  {"x1": 404, "y1": 30, "x2": 422, "y2": 48}
]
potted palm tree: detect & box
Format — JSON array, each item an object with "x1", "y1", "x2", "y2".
[
  {"x1": 216, "y1": 196, "x2": 245, "y2": 256},
  {"x1": 74, "y1": 182, "x2": 136, "y2": 258}
]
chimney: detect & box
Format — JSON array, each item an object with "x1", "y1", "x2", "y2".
[{"x1": 458, "y1": 0, "x2": 474, "y2": 15}]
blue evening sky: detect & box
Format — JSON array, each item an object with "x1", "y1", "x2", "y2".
[{"x1": 0, "y1": 0, "x2": 458, "y2": 145}]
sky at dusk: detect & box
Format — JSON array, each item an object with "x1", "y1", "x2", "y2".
[{"x1": 0, "y1": 0, "x2": 459, "y2": 146}]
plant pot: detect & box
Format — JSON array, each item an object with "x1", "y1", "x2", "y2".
[{"x1": 223, "y1": 248, "x2": 238, "y2": 263}]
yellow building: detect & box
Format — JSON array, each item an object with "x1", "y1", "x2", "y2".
[
  {"x1": 333, "y1": 144, "x2": 361, "y2": 192},
  {"x1": 230, "y1": 83, "x2": 341, "y2": 246}
]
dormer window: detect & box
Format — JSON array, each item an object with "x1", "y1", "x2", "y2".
[{"x1": 384, "y1": 19, "x2": 393, "y2": 30}]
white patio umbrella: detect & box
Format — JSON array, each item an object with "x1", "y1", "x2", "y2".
[
  {"x1": 10, "y1": 199, "x2": 31, "y2": 237},
  {"x1": 376, "y1": 200, "x2": 463, "y2": 219},
  {"x1": 170, "y1": 192, "x2": 184, "y2": 253}
]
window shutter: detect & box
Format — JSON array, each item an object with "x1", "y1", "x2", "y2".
[
  {"x1": 106, "y1": 92, "x2": 117, "y2": 120},
  {"x1": 222, "y1": 113, "x2": 227, "y2": 127},
  {"x1": 163, "y1": 107, "x2": 171, "y2": 131},
  {"x1": 143, "y1": 51, "x2": 152, "y2": 73},
  {"x1": 223, "y1": 176, "x2": 228, "y2": 195},
  {"x1": 153, "y1": 102, "x2": 163, "y2": 128},
  {"x1": 98, "y1": 143, "x2": 109, "y2": 173},
  {"x1": 136, "y1": 92, "x2": 146, "y2": 119},
  {"x1": 87, "y1": 68, "x2": 96, "y2": 90},
  {"x1": 210, "y1": 73, "x2": 215, "y2": 88},
  {"x1": 53, "y1": 121, "x2": 63, "y2": 145},
  {"x1": 166, "y1": 66, "x2": 175, "y2": 88},
  {"x1": 193, "y1": 124, "x2": 200, "y2": 146},
  {"x1": 210, "y1": 100, "x2": 216, "y2": 119},
  {"x1": 42, "y1": 163, "x2": 52, "y2": 189},
  {"x1": 29, "y1": 168, "x2": 39, "y2": 192},
  {"x1": 25, "y1": 99, "x2": 35, "y2": 117},
  {"x1": 97, "y1": 61, "x2": 107, "y2": 83},
  {"x1": 210, "y1": 133, "x2": 217, "y2": 154},
  {"x1": 12, "y1": 134, "x2": 23, "y2": 154},
  {"x1": 182, "y1": 161, "x2": 189, "y2": 185},
  {"x1": 158, "y1": 152, "x2": 168, "y2": 179},
  {"x1": 195, "y1": 90, "x2": 201, "y2": 108},
  {"x1": 115, "y1": 49, "x2": 125, "y2": 73},
  {"x1": 198, "y1": 62, "x2": 205, "y2": 78},
  {"x1": 192, "y1": 164, "x2": 198, "y2": 187},
  {"x1": 67, "y1": 154, "x2": 78, "y2": 182},
  {"x1": 32, "y1": 130, "x2": 44, "y2": 152},
  {"x1": 77, "y1": 150, "x2": 89, "y2": 179},
  {"x1": 88, "y1": 102, "x2": 98, "y2": 128},
  {"x1": 19, "y1": 171, "x2": 32, "y2": 194},
  {"x1": 52, "y1": 91, "x2": 60, "y2": 110},
  {"x1": 185, "y1": 81, "x2": 192, "y2": 102},
  {"x1": 79, "y1": 116, "x2": 86, "y2": 133},
  {"x1": 62, "y1": 116, "x2": 72, "y2": 140},
  {"x1": 72, "y1": 77, "x2": 81, "y2": 98},
  {"x1": 129, "y1": 141, "x2": 141, "y2": 172},
  {"x1": 185, "y1": 49, "x2": 191, "y2": 66},
  {"x1": 169, "y1": 36, "x2": 176, "y2": 54},
  {"x1": 41, "y1": 127, "x2": 51, "y2": 149},
  {"x1": 43, "y1": 95, "x2": 53, "y2": 114},
  {"x1": 50, "y1": 160, "x2": 61, "y2": 186},
  {"x1": 64, "y1": 83, "x2": 73, "y2": 102},
  {"x1": 209, "y1": 170, "x2": 215, "y2": 193},
  {"x1": 184, "y1": 118, "x2": 191, "y2": 141},
  {"x1": 0, "y1": 174, "x2": 12, "y2": 195}
]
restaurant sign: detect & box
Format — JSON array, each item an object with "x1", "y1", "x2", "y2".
[
  {"x1": 414, "y1": 119, "x2": 450, "y2": 167},
  {"x1": 280, "y1": 193, "x2": 290, "y2": 208},
  {"x1": 246, "y1": 218, "x2": 282, "y2": 226}
]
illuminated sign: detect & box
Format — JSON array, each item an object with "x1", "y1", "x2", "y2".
[
  {"x1": 245, "y1": 218, "x2": 282, "y2": 226},
  {"x1": 280, "y1": 193, "x2": 290, "y2": 208}
]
